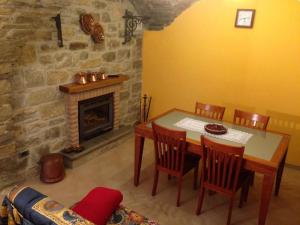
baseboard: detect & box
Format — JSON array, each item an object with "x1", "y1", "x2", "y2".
[{"x1": 286, "y1": 163, "x2": 300, "y2": 170}]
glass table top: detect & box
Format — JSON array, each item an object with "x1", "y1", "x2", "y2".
[{"x1": 148, "y1": 110, "x2": 283, "y2": 161}]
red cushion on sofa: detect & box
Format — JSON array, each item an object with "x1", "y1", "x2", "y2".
[{"x1": 72, "y1": 187, "x2": 123, "y2": 225}]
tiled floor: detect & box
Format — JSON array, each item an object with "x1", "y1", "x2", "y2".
[{"x1": 7, "y1": 134, "x2": 300, "y2": 225}]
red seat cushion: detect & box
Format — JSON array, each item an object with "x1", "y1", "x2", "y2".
[{"x1": 72, "y1": 187, "x2": 123, "y2": 225}]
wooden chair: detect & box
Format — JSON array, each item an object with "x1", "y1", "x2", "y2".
[
  {"x1": 233, "y1": 109, "x2": 270, "y2": 130},
  {"x1": 195, "y1": 102, "x2": 225, "y2": 121},
  {"x1": 152, "y1": 122, "x2": 200, "y2": 207},
  {"x1": 196, "y1": 136, "x2": 251, "y2": 225},
  {"x1": 233, "y1": 109, "x2": 270, "y2": 185}
]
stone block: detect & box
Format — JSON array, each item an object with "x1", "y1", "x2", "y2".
[
  {"x1": 0, "y1": 79, "x2": 11, "y2": 94},
  {"x1": 120, "y1": 91, "x2": 130, "y2": 100},
  {"x1": 0, "y1": 143, "x2": 15, "y2": 160},
  {"x1": 55, "y1": 53, "x2": 72, "y2": 69},
  {"x1": 0, "y1": 42, "x2": 18, "y2": 63},
  {"x1": 45, "y1": 126, "x2": 60, "y2": 139},
  {"x1": 15, "y1": 16, "x2": 42, "y2": 25},
  {"x1": 62, "y1": 26, "x2": 76, "y2": 41},
  {"x1": 69, "y1": 42, "x2": 88, "y2": 50},
  {"x1": 13, "y1": 108, "x2": 37, "y2": 123},
  {"x1": 93, "y1": 42, "x2": 106, "y2": 51},
  {"x1": 25, "y1": 121, "x2": 46, "y2": 135},
  {"x1": 0, "y1": 95, "x2": 10, "y2": 105},
  {"x1": 30, "y1": 144, "x2": 49, "y2": 164},
  {"x1": 80, "y1": 52, "x2": 89, "y2": 60},
  {"x1": 12, "y1": 93, "x2": 25, "y2": 108},
  {"x1": 102, "y1": 52, "x2": 116, "y2": 62},
  {"x1": 39, "y1": 55, "x2": 53, "y2": 65},
  {"x1": 80, "y1": 58, "x2": 102, "y2": 69},
  {"x1": 40, "y1": 44, "x2": 58, "y2": 52},
  {"x1": 35, "y1": 30, "x2": 52, "y2": 41},
  {"x1": 102, "y1": 12, "x2": 111, "y2": 22},
  {"x1": 0, "y1": 7, "x2": 14, "y2": 15},
  {"x1": 26, "y1": 88, "x2": 57, "y2": 106},
  {"x1": 24, "y1": 70, "x2": 45, "y2": 88},
  {"x1": 107, "y1": 39, "x2": 120, "y2": 49},
  {"x1": 47, "y1": 70, "x2": 69, "y2": 85},
  {"x1": 108, "y1": 24, "x2": 117, "y2": 32},
  {"x1": 117, "y1": 49, "x2": 130, "y2": 60},
  {"x1": 0, "y1": 63, "x2": 12, "y2": 75},
  {"x1": 6, "y1": 29, "x2": 34, "y2": 41},
  {"x1": 11, "y1": 71, "x2": 25, "y2": 90},
  {"x1": 49, "y1": 117, "x2": 65, "y2": 126},
  {"x1": 39, "y1": 101, "x2": 65, "y2": 120},
  {"x1": 133, "y1": 60, "x2": 142, "y2": 69},
  {"x1": 25, "y1": 136, "x2": 41, "y2": 147},
  {"x1": 0, "y1": 104, "x2": 12, "y2": 122},
  {"x1": 50, "y1": 139, "x2": 66, "y2": 152},
  {"x1": 0, "y1": 156, "x2": 26, "y2": 189},
  {"x1": 93, "y1": 1, "x2": 107, "y2": 9},
  {"x1": 19, "y1": 44, "x2": 37, "y2": 65},
  {"x1": 132, "y1": 82, "x2": 142, "y2": 93}
]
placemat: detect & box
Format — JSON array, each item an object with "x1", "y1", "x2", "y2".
[{"x1": 175, "y1": 117, "x2": 253, "y2": 144}]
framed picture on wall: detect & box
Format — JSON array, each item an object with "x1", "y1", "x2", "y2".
[{"x1": 235, "y1": 9, "x2": 256, "y2": 28}]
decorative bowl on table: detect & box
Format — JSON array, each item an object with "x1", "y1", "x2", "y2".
[{"x1": 204, "y1": 123, "x2": 228, "y2": 135}]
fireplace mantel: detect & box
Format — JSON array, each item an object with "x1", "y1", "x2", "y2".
[{"x1": 59, "y1": 75, "x2": 129, "y2": 94}]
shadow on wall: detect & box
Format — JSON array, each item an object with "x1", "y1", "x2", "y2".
[
  {"x1": 219, "y1": 103, "x2": 300, "y2": 166},
  {"x1": 267, "y1": 110, "x2": 300, "y2": 166}
]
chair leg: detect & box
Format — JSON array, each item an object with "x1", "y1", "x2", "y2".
[
  {"x1": 244, "y1": 179, "x2": 250, "y2": 203},
  {"x1": 193, "y1": 162, "x2": 199, "y2": 190},
  {"x1": 226, "y1": 197, "x2": 235, "y2": 225},
  {"x1": 196, "y1": 184, "x2": 205, "y2": 215},
  {"x1": 152, "y1": 170, "x2": 159, "y2": 196},
  {"x1": 176, "y1": 177, "x2": 183, "y2": 207},
  {"x1": 239, "y1": 184, "x2": 246, "y2": 208},
  {"x1": 250, "y1": 172, "x2": 255, "y2": 186}
]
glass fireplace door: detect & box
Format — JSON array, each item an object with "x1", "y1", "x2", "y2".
[{"x1": 79, "y1": 93, "x2": 114, "y2": 141}]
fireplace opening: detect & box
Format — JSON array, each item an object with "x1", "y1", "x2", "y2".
[{"x1": 79, "y1": 93, "x2": 114, "y2": 141}]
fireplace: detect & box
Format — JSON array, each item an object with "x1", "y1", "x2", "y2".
[
  {"x1": 59, "y1": 75, "x2": 128, "y2": 151},
  {"x1": 79, "y1": 93, "x2": 114, "y2": 141}
]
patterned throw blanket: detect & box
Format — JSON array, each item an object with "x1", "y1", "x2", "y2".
[{"x1": 0, "y1": 186, "x2": 158, "y2": 225}]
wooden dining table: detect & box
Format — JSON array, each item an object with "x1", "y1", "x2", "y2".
[{"x1": 133, "y1": 108, "x2": 290, "y2": 225}]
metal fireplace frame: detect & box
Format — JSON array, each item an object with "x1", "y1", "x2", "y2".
[{"x1": 78, "y1": 93, "x2": 114, "y2": 141}]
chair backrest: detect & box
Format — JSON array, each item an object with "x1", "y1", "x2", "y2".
[
  {"x1": 152, "y1": 122, "x2": 187, "y2": 174},
  {"x1": 201, "y1": 135, "x2": 245, "y2": 193},
  {"x1": 195, "y1": 102, "x2": 225, "y2": 121},
  {"x1": 233, "y1": 109, "x2": 269, "y2": 130}
]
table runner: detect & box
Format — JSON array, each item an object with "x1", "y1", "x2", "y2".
[{"x1": 174, "y1": 117, "x2": 253, "y2": 144}]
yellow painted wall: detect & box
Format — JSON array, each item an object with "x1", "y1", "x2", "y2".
[{"x1": 142, "y1": 0, "x2": 300, "y2": 166}]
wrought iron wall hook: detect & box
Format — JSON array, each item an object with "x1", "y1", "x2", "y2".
[
  {"x1": 122, "y1": 10, "x2": 149, "y2": 44},
  {"x1": 51, "y1": 14, "x2": 63, "y2": 47}
]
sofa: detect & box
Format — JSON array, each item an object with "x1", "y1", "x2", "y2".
[{"x1": 0, "y1": 186, "x2": 158, "y2": 225}]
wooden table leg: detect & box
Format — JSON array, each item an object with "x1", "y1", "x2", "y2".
[
  {"x1": 275, "y1": 151, "x2": 287, "y2": 196},
  {"x1": 258, "y1": 173, "x2": 275, "y2": 225},
  {"x1": 134, "y1": 134, "x2": 145, "y2": 186}
]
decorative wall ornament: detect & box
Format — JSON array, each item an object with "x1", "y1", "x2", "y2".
[
  {"x1": 122, "y1": 10, "x2": 149, "y2": 44},
  {"x1": 80, "y1": 13, "x2": 104, "y2": 43},
  {"x1": 51, "y1": 14, "x2": 63, "y2": 47}
]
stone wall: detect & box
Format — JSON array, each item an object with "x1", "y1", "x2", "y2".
[
  {"x1": 130, "y1": 0, "x2": 199, "y2": 30},
  {"x1": 0, "y1": 0, "x2": 142, "y2": 189}
]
